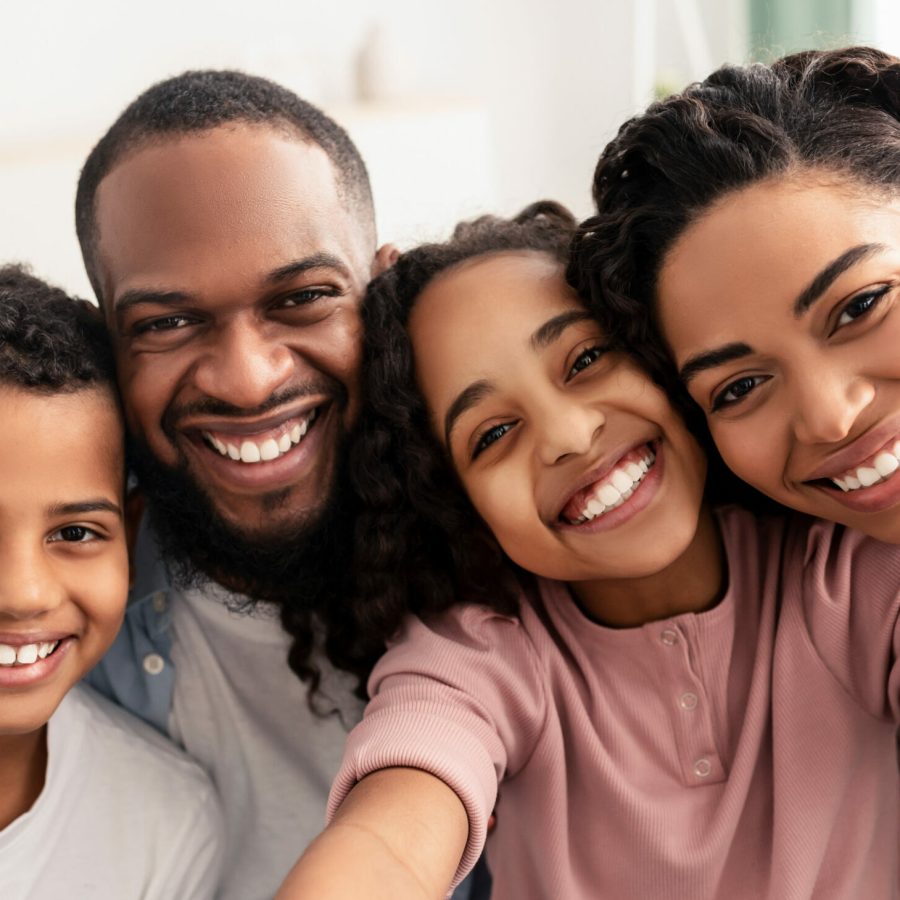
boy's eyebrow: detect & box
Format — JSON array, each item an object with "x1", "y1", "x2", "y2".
[
  {"x1": 444, "y1": 380, "x2": 494, "y2": 447},
  {"x1": 679, "y1": 342, "x2": 754, "y2": 385},
  {"x1": 793, "y1": 243, "x2": 885, "y2": 316},
  {"x1": 530, "y1": 310, "x2": 594, "y2": 350},
  {"x1": 47, "y1": 499, "x2": 122, "y2": 517}
]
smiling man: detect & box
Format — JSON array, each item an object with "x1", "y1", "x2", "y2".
[{"x1": 73, "y1": 71, "x2": 396, "y2": 900}]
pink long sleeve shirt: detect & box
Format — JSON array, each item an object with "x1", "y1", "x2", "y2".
[{"x1": 330, "y1": 509, "x2": 900, "y2": 899}]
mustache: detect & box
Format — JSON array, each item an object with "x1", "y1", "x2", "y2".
[{"x1": 161, "y1": 380, "x2": 348, "y2": 437}]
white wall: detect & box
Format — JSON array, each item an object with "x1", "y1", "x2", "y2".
[{"x1": 0, "y1": 0, "x2": 832, "y2": 301}]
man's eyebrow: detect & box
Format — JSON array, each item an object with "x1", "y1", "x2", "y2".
[
  {"x1": 793, "y1": 243, "x2": 885, "y2": 316},
  {"x1": 47, "y1": 499, "x2": 122, "y2": 517},
  {"x1": 679, "y1": 342, "x2": 754, "y2": 385},
  {"x1": 530, "y1": 310, "x2": 594, "y2": 351},
  {"x1": 114, "y1": 289, "x2": 190, "y2": 314},
  {"x1": 266, "y1": 252, "x2": 351, "y2": 285},
  {"x1": 443, "y1": 380, "x2": 494, "y2": 448}
]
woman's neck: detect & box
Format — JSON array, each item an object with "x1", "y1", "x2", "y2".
[
  {"x1": 0, "y1": 727, "x2": 47, "y2": 830},
  {"x1": 568, "y1": 506, "x2": 725, "y2": 628}
]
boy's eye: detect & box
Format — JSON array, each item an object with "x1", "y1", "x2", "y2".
[
  {"x1": 472, "y1": 422, "x2": 516, "y2": 459},
  {"x1": 711, "y1": 374, "x2": 769, "y2": 412},
  {"x1": 567, "y1": 344, "x2": 607, "y2": 380},
  {"x1": 834, "y1": 285, "x2": 891, "y2": 330},
  {"x1": 49, "y1": 525, "x2": 98, "y2": 544}
]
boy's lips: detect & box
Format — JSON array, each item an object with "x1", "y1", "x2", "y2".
[{"x1": 0, "y1": 635, "x2": 73, "y2": 689}]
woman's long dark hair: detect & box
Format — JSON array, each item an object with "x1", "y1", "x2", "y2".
[
  {"x1": 325, "y1": 201, "x2": 578, "y2": 692},
  {"x1": 568, "y1": 45, "x2": 900, "y2": 512}
]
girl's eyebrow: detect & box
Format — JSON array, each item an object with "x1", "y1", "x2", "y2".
[
  {"x1": 793, "y1": 242, "x2": 885, "y2": 315},
  {"x1": 444, "y1": 380, "x2": 494, "y2": 447},
  {"x1": 530, "y1": 310, "x2": 593, "y2": 350}
]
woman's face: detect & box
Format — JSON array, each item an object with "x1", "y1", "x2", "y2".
[
  {"x1": 407, "y1": 250, "x2": 708, "y2": 583},
  {"x1": 657, "y1": 173, "x2": 900, "y2": 542}
]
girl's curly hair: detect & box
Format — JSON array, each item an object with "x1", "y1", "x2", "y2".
[
  {"x1": 329, "y1": 201, "x2": 577, "y2": 688},
  {"x1": 568, "y1": 45, "x2": 900, "y2": 513}
]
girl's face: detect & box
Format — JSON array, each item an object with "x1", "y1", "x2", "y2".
[
  {"x1": 407, "y1": 250, "x2": 708, "y2": 583},
  {"x1": 658, "y1": 173, "x2": 900, "y2": 543}
]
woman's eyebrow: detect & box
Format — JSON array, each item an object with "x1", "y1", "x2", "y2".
[
  {"x1": 679, "y1": 342, "x2": 753, "y2": 385},
  {"x1": 444, "y1": 380, "x2": 494, "y2": 447},
  {"x1": 793, "y1": 243, "x2": 885, "y2": 315}
]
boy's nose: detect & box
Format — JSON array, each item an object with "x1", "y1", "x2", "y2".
[{"x1": 0, "y1": 547, "x2": 65, "y2": 621}]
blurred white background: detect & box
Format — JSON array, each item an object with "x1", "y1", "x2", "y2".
[{"x1": 1, "y1": 0, "x2": 897, "y2": 300}]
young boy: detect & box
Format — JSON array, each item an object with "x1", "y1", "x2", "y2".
[{"x1": 0, "y1": 266, "x2": 223, "y2": 897}]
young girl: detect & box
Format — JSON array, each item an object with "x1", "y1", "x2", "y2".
[
  {"x1": 279, "y1": 204, "x2": 900, "y2": 899},
  {"x1": 570, "y1": 45, "x2": 900, "y2": 545}
]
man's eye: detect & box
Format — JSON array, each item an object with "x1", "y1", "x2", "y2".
[
  {"x1": 472, "y1": 422, "x2": 515, "y2": 459},
  {"x1": 711, "y1": 375, "x2": 768, "y2": 411},
  {"x1": 278, "y1": 288, "x2": 333, "y2": 308},
  {"x1": 49, "y1": 525, "x2": 98, "y2": 543},
  {"x1": 567, "y1": 345, "x2": 607, "y2": 379},
  {"x1": 835, "y1": 285, "x2": 890, "y2": 329},
  {"x1": 134, "y1": 314, "x2": 195, "y2": 334}
]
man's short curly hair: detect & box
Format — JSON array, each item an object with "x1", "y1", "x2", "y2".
[
  {"x1": 0, "y1": 265, "x2": 115, "y2": 393},
  {"x1": 75, "y1": 69, "x2": 375, "y2": 305}
]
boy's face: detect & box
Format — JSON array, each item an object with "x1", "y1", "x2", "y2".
[{"x1": 0, "y1": 385, "x2": 128, "y2": 736}]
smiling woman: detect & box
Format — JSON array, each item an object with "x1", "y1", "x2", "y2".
[{"x1": 571, "y1": 45, "x2": 900, "y2": 543}]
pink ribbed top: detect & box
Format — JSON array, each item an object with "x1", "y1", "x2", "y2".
[{"x1": 330, "y1": 509, "x2": 900, "y2": 899}]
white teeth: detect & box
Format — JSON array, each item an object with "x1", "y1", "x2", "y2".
[
  {"x1": 829, "y1": 445, "x2": 900, "y2": 492},
  {"x1": 240, "y1": 441, "x2": 261, "y2": 463},
  {"x1": 0, "y1": 640, "x2": 59, "y2": 666},
  {"x1": 259, "y1": 439, "x2": 280, "y2": 461},
  {"x1": 203, "y1": 411, "x2": 317, "y2": 465},
  {"x1": 874, "y1": 452, "x2": 899, "y2": 478},
  {"x1": 568, "y1": 448, "x2": 657, "y2": 524},
  {"x1": 16, "y1": 644, "x2": 38, "y2": 665}
]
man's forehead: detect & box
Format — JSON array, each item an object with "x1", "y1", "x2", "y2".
[{"x1": 94, "y1": 125, "x2": 370, "y2": 300}]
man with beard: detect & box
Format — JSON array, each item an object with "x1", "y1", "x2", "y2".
[{"x1": 73, "y1": 71, "x2": 399, "y2": 900}]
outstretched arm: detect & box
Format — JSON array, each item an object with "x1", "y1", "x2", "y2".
[{"x1": 276, "y1": 767, "x2": 468, "y2": 900}]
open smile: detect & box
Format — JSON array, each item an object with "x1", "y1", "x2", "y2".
[
  {"x1": 201, "y1": 407, "x2": 319, "y2": 464},
  {"x1": 0, "y1": 635, "x2": 73, "y2": 688}
]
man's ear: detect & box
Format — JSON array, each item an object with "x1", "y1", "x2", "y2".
[
  {"x1": 373, "y1": 243, "x2": 401, "y2": 276},
  {"x1": 124, "y1": 488, "x2": 145, "y2": 590}
]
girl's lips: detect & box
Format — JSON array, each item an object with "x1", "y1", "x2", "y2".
[{"x1": 555, "y1": 441, "x2": 665, "y2": 535}]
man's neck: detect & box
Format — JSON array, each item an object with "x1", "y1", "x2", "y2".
[{"x1": 0, "y1": 726, "x2": 47, "y2": 830}]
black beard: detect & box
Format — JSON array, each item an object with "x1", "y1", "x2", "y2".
[{"x1": 126, "y1": 434, "x2": 355, "y2": 614}]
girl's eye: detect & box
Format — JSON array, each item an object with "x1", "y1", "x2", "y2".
[
  {"x1": 835, "y1": 285, "x2": 890, "y2": 329},
  {"x1": 711, "y1": 375, "x2": 769, "y2": 412},
  {"x1": 472, "y1": 422, "x2": 515, "y2": 459},
  {"x1": 49, "y1": 525, "x2": 98, "y2": 544},
  {"x1": 568, "y1": 345, "x2": 607, "y2": 379}
]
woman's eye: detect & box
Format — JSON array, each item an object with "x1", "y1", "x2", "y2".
[
  {"x1": 835, "y1": 285, "x2": 890, "y2": 329},
  {"x1": 472, "y1": 422, "x2": 515, "y2": 459},
  {"x1": 711, "y1": 375, "x2": 768, "y2": 411},
  {"x1": 49, "y1": 525, "x2": 98, "y2": 544},
  {"x1": 568, "y1": 345, "x2": 607, "y2": 379}
]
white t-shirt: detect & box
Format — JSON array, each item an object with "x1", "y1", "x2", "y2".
[
  {"x1": 169, "y1": 583, "x2": 364, "y2": 900},
  {"x1": 0, "y1": 683, "x2": 223, "y2": 899}
]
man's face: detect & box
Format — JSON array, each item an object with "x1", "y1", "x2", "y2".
[{"x1": 94, "y1": 125, "x2": 380, "y2": 543}]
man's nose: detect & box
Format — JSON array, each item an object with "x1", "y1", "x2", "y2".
[{"x1": 192, "y1": 322, "x2": 295, "y2": 410}]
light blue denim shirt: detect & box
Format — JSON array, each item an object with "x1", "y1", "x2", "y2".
[{"x1": 84, "y1": 520, "x2": 175, "y2": 733}]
